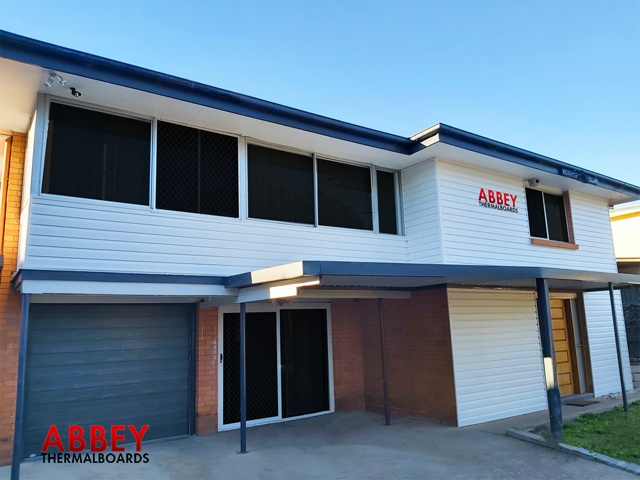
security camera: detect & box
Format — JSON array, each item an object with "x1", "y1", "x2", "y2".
[
  {"x1": 70, "y1": 87, "x2": 82, "y2": 97},
  {"x1": 527, "y1": 178, "x2": 541, "y2": 187}
]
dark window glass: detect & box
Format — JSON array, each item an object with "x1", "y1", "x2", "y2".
[
  {"x1": 156, "y1": 122, "x2": 238, "y2": 218},
  {"x1": 526, "y1": 188, "x2": 569, "y2": 242},
  {"x1": 42, "y1": 103, "x2": 150, "y2": 205},
  {"x1": 376, "y1": 170, "x2": 397, "y2": 234},
  {"x1": 318, "y1": 159, "x2": 372, "y2": 230},
  {"x1": 248, "y1": 145, "x2": 314, "y2": 224},
  {"x1": 526, "y1": 189, "x2": 547, "y2": 238},
  {"x1": 544, "y1": 193, "x2": 569, "y2": 242}
]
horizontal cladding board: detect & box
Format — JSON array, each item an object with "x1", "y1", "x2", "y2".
[
  {"x1": 449, "y1": 289, "x2": 547, "y2": 426},
  {"x1": 437, "y1": 161, "x2": 617, "y2": 272},
  {"x1": 27, "y1": 198, "x2": 407, "y2": 275}
]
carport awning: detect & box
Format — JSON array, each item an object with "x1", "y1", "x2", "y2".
[{"x1": 225, "y1": 261, "x2": 640, "y2": 298}]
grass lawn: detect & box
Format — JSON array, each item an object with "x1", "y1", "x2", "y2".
[{"x1": 562, "y1": 401, "x2": 640, "y2": 464}]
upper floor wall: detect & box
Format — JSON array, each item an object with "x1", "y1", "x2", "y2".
[{"x1": 20, "y1": 96, "x2": 621, "y2": 276}]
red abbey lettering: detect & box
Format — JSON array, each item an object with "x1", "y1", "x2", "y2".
[
  {"x1": 496, "y1": 191, "x2": 503, "y2": 205},
  {"x1": 488, "y1": 190, "x2": 495, "y2": 203},
  {"x1": 111, "y1": 425, "x2": 126, "y2": 452},
  {"x1": 90, "y1": 425, "x2": 108, "y2": 452},
  {"x1": 41, "y1": 426, "x2": 65, "y2": 452},
  {"x1": 129, "y1": 425, "x2": 150, "y2": 451},
  {"x1": 510, "y1": 194, "x2": 517, "y2": 206},
  {"x1": 478, "y1": 188, "x2": 488, "y2": 202},
  {"x1": 68, "y1": 425, "x2": 86, "y2": 452}
]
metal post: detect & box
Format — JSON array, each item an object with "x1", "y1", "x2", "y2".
[
  {"x1": 378, "y1": 299, "x2": 391, "y2": 426},
  {"x1": 11, "y1": 294, "x2": 30, "y2": 480},
  {"x1": 239, "y1": 302, "x2": 247, "y2": 453},
  {"x1": 608, "y1": 283, "x2": 629, "y2": 413},
  {"x1": 536, "y1": 278, "x2": 563, "y2": 439}
]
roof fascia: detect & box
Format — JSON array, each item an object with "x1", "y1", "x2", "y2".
[{"x1": 0, "y1": 30, "x2": 418, "y2": 155}]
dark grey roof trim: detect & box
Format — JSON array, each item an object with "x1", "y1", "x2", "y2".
[
  {"x1": 422, "y1": 124, "x2": 640, "y2": 198},
  {"x1": 0, "y1": 30, "x2": 417, "y2": 155},
  {"x1": 12, "y1": 269, "x2": 225, "y2": 288},
  {"x1": 225, "y1": 260, "x2": 640, "y2": 289}
]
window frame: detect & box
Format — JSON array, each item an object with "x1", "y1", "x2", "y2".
[{"x1": 525, "y1": 187, "x2": 578, "y2": 250}]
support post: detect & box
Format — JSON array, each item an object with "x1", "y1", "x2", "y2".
[
  {"x1": 239, "y1": 302, "x2": 247, "y2": 453},
  {"x1": 536, "y1": 278, "x2": 563, "y2": 439},
  {"x1": 11, "y1": 294, "x2": 30, "y2": 480},
  {"x1": 378, "y1": 298, "x2": 391, "y2": 426},
  {"x1": 608, "y1": 283, "x2": 629, "y2": 413}
]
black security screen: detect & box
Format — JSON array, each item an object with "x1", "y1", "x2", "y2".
[
  {"x1": 544, "y1": 193, "x2": 569, "y2": 242},
  {"x1": 280, "y1": 309, "x2": 329, "y2": 418},
  {"x1": 376, "y1": 170, "x2": 397, "y2": 234},
  {"x1": 248, "y1": 145, "x2": 314, "y2": 224},
  {"x1": 43, "y1": 103, "x2": 150, "y2": 205},
  {"x1": 156, "y1": 122, "x2": 238, "y2": 217},
  {"x1": 318, "y1": 159, "x2": 372, "y2": 230},
  {"x1": 223, "y1": 312, "x2": 279, "y2": 424}
]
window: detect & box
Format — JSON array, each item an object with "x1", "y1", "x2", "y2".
[
  {"x1": 248, "y1": 144, "x2": 314, "y2": 224},
  {"x1": 156, "y1": 122, "x2": 238, "y2": 218},
  {"x1": 525, "y1": 188, "x2": 569, "y2": 242},
  {"x1": 42, "y1": 103, "x2": 150, "y2": 205},
  {"x1": 376, "y1": 170, "x2": 398, "y2": 234}
]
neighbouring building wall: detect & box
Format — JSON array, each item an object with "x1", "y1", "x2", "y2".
[
  {"x1": 0, "y1": 132, "x2": 27, "y2": 465},
  {"x1": 448, "y1": 289, "x2": 547, "y2": 427},
  {"x1": 436, "y1": 160, "x2": 618, "y2": 272},
  {"x1": 360, "y1": 289, "x2": 457, "y2": 425},
  {"x1": 403, "y1": 159, "x2": 443, "y2": 263},
  {"x1": 583, "y1": 290, "x2": 633, "y2": 396},
  {"x1": 331, "y1": 301, "x2": 366, "y2": 411},
  {"x1": 196, "y1": 306, "x2": 218, "y2": 434}
]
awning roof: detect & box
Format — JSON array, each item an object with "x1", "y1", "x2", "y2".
[{"x1": 226, "y1": 261, "x2": 640, "y2": 295}]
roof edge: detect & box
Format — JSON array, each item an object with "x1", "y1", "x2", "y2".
[{"x1": 0, "y1": 30, "x2": 418, "y2": 154}]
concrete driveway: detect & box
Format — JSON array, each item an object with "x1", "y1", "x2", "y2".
[{"x1": 2, "y1": 412, "x2": 635, "y2": 480}]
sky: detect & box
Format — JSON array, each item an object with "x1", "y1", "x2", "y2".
[{"x1": 2, "y1": 0, "x2": 639, "y2": 184}]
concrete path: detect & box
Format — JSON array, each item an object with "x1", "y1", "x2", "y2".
[{"x1": 1, "y1": 410, "x2": 636, "y2": 480}]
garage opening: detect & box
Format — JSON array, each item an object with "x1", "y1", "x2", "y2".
[{"x1": 23, "y1": 304, "x2": 195, "y2": 458}]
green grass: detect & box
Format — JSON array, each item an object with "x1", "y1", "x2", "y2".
[{"x1": 562, "y1": 401, "x2": 640, "y2": 464}]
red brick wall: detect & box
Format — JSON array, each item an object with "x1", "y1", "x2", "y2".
[
  {"x1": 330, "y1": 301, "x2": 365, "y2": 411},
  {"x1": 0, "y1": 133, "x2": 26, "y2": 465},
  {"x1": 196, "y1": 306, "x2": 218, "y2": 434},
  {"x1": 361, "y1": 289, "x2": 458, "y2": 425}
]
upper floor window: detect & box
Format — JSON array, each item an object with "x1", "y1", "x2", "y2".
[
  {"x1": 156, "y1": 122, "x2": 238, "y2": 218},
  {"x1": 247, "y1": 144, "x2": 399, "y2": 233},
  {"x1": 42, "y1": 103, "x2": 150, "y2": 206},
  {"x1": 525, "y1": 188, "x2": 569, "y2": 242}
]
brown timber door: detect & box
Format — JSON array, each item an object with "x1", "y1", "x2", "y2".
[{"x1": 550, "y1": 299, "x2": 575, "y2": 395}]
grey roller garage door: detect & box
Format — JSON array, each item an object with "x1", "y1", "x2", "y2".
[{"x1": 23, "y1": 304, "x2": 195, "y2": 458}]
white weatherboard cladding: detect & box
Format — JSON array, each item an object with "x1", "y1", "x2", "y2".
[
  {"x1": 402, "y1": 159, "x2": 442, "y2": 263},
  {"x1": 448, "y1": 289, "x2": 547, "y2": 426},
  {"x1": 583, "y1": 290, "x2": 632, "y2": 396},
  {"x1": 436, "y1": 160, "x2": 618, "y2": 272},
  {"x1": 24, "y1": 197, "x2": 407, "y2": 276}
]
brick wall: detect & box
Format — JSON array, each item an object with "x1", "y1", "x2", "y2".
[
  {"x1": 196, "y1": 306, "x2": 218, "y2": 434},
  {"x1": 361, "y1": 289, "x2": 458, "y2": 425},
  {"x1": 330, "y1": 301, "x2": 365, "y2": 411},
  {"x1": 0, "y1": 133, "x2": 26, "y2": 465}
]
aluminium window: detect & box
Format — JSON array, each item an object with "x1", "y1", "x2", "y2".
[
  {"x1": 42, "y1": 103, "x2": 150, "y2": 205},
  {"x1": 156, "y1": 122, "x2": 238, "y2": 218},
  {"x1": 376, "y1": 170, "x2": 398, "y2": 234},
  {"x1": 525, "y1": 188, "x2": 570, "y2": 242}
]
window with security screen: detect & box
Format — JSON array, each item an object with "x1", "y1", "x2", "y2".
[
  {"x1": 525, "y1": 188, "x2": 570, "y2": 242},
  {"x1": 42, "y1": 103, "x2": 150, "y2": 206},
  {"x1": 156, "y1": 122, "x2": 238, "y2": 218}
]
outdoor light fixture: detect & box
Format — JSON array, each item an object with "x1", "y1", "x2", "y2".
[
  {"x1": 527, "y1": 178, "x2": 541, "y2": 187},
  {"x1": 70, "y1": 87, "x2": 81, "y2": 97},
  {"x1": 43, "y1": 72, "x2": 67, "y2": 88}
]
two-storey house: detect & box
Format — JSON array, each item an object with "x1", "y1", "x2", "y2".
[{"x1": 1, "y1": 31, "x2": 639, "y2": 473}]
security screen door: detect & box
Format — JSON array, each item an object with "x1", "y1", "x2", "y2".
[{"x1": 222, "y1": 309, "x2": 329, "y2": 426}]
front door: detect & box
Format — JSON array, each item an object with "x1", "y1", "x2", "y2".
[
  {"x1": 550, "y1": 299, "x2": 576, "y2": 395},
  {"x1": 221, "y1": 308, "x2": 330, "y2": 428}
]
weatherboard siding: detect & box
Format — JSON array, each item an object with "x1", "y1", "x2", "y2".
[
  {"x1": 448, "y1": 289, "x2": 547, "y2": 426},
  {"x1": 24, "y1": 196, "x2": 407, "y2": 276},
  {"x1": 402, "y1": 159, "x2": 442, "y2": 263},
  {"x1": 436, "y1": 160, "x2": 618, "y2": 272},
  {"x1": 583, "y1": 290, "x2": 633, "y2": 396}
]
